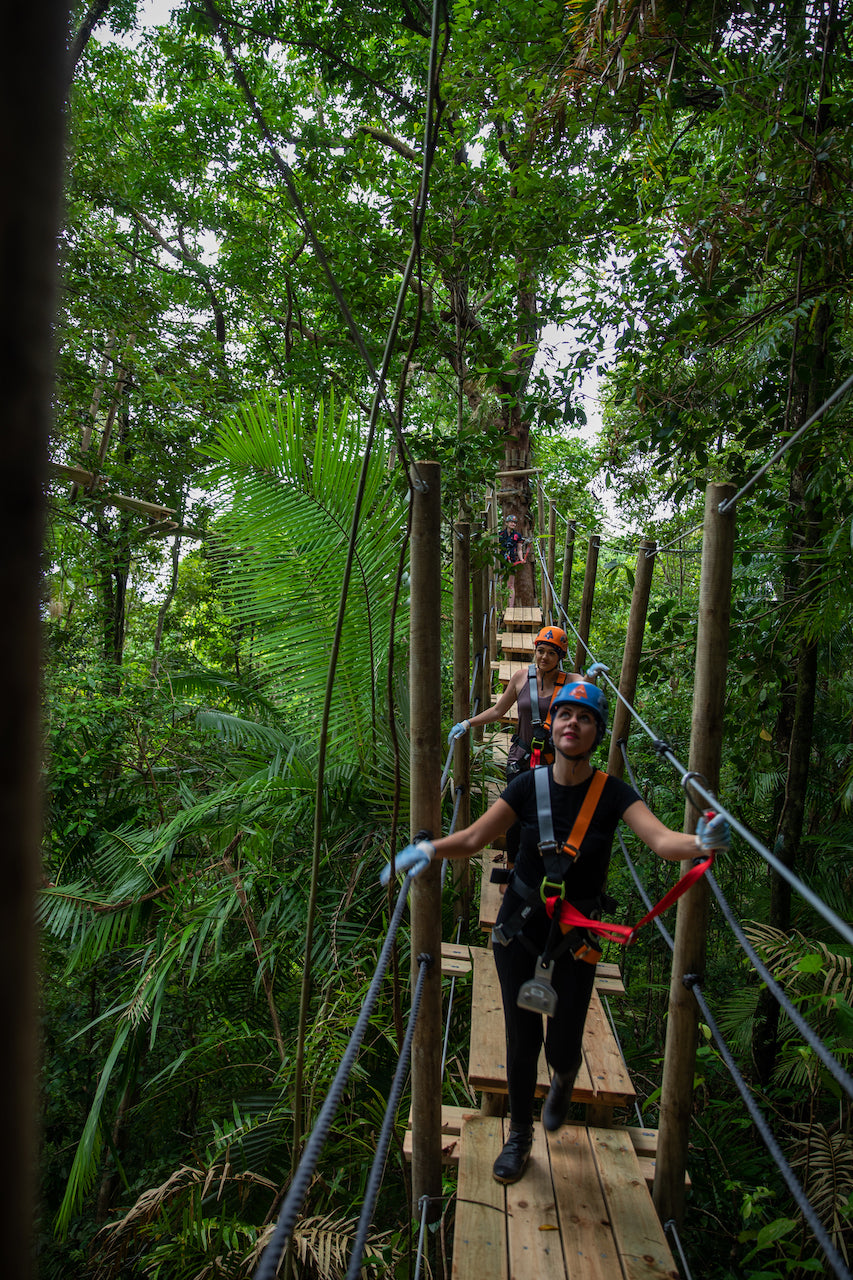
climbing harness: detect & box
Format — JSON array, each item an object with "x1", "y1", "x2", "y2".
[
  {"x1": 492, "y1": 767, "x2": 718, "y2": 1014},
  {"x1": 526, "y1": 665, "x2": 568, "y2": 767}
]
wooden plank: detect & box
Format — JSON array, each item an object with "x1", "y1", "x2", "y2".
[
  {"x1": 467, "y1": 947, "x2": 595, "y2": 1101},
  {"x1": 503, "y1": 606, "x2": 543, "y2": 626},
  {"x1": 497, "y1": 631, "x2": 536, "y2": 655},
  {"x1": 451, "y1": 1116, "x2": 508, "y2": 1280},
  {"x1": 497, "y1": 659, "x2": 528, "y2": 685},
  {"x1": 442, "y1": 941, "x2": 472, "y2": 975},
  {"x1": 591, "y1": 1128, "x2": 679, "y2": 1280},
  {"x1": 548, "y1": 1125, "x2": 621, "y2": 1280},
  {"x1": 505, "y1": 1123, "x2": 564, "y2": 1280},
  {"x1": 627, "y1": 1127, "x2": 660, "y2": 1158},
  {"x1": 582, "y1": 989, "x2": 635, "y2": 1108}
]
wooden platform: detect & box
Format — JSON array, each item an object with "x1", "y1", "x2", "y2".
[
  {"x1": 502, "y1": 606, "x2": 543, "y2": 627},
  {"x1": 451, "y1": 1116, "x2": 679, "y2": 1280},
  {"x1": 467, "y1": 946, "x2": 635, "y2": 1119},
  {"x1": 496, "y1": 630, "x2": 536, "y2": 656},
  {"x1": 403, "y1": 1107, "x2": 686, "y2": 1193},
  {"x1": 442, "y1": 940, "x2": 625, "y2": 996}
]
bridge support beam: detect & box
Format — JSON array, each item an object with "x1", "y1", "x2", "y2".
[
  {"x1": 606, "y1": 538, "x2": 657, "y2": 779},
  {"x1": 409, "y1": 460, "x2": 443, "y2": 1223},
  {"x1": 654, "y1": 482, "x2": 736, "y2": 1225}
]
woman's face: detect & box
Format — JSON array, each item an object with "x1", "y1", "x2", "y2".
[
  {"x1": 551, "y1": 702, "x2": 597, "y2": 755},
  {"x1": 534, "y1": 642, "x2": 561, "y2": 671}
]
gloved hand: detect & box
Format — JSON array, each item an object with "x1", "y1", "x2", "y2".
[
  {"x1": 695, "y1": 811, "x2": 730, "y2": 852},
  {"x1": 586, "y1": 662, "x2": 610, "y2": 679},
  {"x1": 380, "y1": 840, "x2": 436, "y2": 886},
  {"x1": 447, "y1": 719, "x2": 471, "y2": 744}
]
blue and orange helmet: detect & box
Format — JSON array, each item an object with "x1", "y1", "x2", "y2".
[{"x1": 550, "y1": 680, "x2": 609, "y2": 745}]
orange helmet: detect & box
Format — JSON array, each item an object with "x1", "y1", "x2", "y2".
[{"x1": 534, "y1": 625, "x2": 568, "y2": 657}]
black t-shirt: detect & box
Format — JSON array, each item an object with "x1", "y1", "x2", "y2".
[{"x1": 499, "y1": 766, "x2": 641, "y2": 903}]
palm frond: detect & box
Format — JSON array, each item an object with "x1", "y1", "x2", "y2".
[
  {"x1": 788, "y1": 1122, "x2": 853, "y2": 1263},
  {"x1": 205, "y1": 392, "x2": 409, "y2": 767}
]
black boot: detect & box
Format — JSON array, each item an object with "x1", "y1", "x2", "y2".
[
  {"x1": 542, "y1": 1058, "x2": 581, "y2": 1132},
  {"x1": 492, "y1": 1124, "x2": 533, "y2": 1184}
]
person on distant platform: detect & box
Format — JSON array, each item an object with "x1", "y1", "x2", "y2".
[
  {"x1": 384, "y1": 681, "x2": 730, "y2": 1185},
  {"x1": 497, "y1": 513, "x2": 525, "y2": 609}
]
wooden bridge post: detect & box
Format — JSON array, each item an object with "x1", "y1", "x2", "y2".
[
  {"x1": 559, "y1": 519, "x2": 576, "y2": 619},
  {"x1": 654, "y1": 482, "x2": 736, "y2": 1226},
  {"x1": 473, "y1": 552, "x2": 491, "y2": 729},
  {"x1": 572, "y1": 534, "x2": 601, "y2": 672},
  {"x1": 547, "y1": 501, "x2": 556, "y2": 623},
  {"x1": 409, "y1": 460, "x2": 443, "y2": 1222},
  {"x1": 452, "y1": 520, "x2": 471, "y2": 920},
  {"x1": 487, "y1": 491, "x2": 498, "y2": 665},
  {"x1": 536, "y1": 476, "x2": 548, "y2": 615},
  {"x1": 606, "y1": 538, "x2": 657, "y2": 779}
]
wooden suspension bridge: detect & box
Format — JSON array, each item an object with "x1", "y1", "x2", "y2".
[{"x1": 405, "y1": 603, "x2": 685, "y2": 1280}]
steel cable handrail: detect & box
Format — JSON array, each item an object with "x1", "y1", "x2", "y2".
[
  {"x1": 343, "y1": 954, "x2": 431, "y2": 1280},
  {"x1": 253, "y1": 871, "x2": 421, "y2": 1279},
  {"x1": 621, "y1": 741, "x2": 853, "y2": 1095},
  {"x1": 689, "y1": 978, "x2": 852, "y2": 1280},
  {"x1": 617, "y1": 744, "x2": 853, "y2": 1273}
]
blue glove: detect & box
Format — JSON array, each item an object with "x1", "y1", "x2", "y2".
[
  {"x1": 586, "y1": 662, "x2": 610, "y2": 679},
  {"x1": 380, "y1": 841, "x2": 435, "y2": 886},
  {"x1": 447, "y1": 719, "x2": 471, "y2": 744},
  {"x1": 695, "y1": 812, "x2": 730, "y2": 852}
]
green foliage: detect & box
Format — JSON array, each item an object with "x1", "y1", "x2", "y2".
[{"x1": 206, "y1": 392, "x2": 409, "y2": 767}]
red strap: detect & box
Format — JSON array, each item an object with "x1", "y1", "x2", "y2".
[{"x1": 545, "y1": 852, "x2": 715, "y2": 946}]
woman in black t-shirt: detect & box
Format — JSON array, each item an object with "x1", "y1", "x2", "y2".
[{"x1": 383, "y1": 680, "x2": 730, "y2": 1185}]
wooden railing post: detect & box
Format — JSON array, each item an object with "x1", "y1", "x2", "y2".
[
  {"x1": 452, "y1": 520, "x2": 471, "y2": 919},
  {"x1": 572, "y1": 535, "x2": 601, "y2": 672},
  {"x1": 409, "y1": 460, "x2": 443, "y2": 1222},
  {"x1": 559, "y1": 519, "x2": 576, "y2": 619},
  {"x1": 537, "y1": 477, "x2": 548, "y2": 615},
  {"x1": 487, "y1": 492, "x2": 498, "y2": 664},
  {"x1": 546, "y1": 501, "x2": 556, "y2": 623},
  {"x1": 606, "y1": 538, "x2": 656, "y2": 779},
  {"x1": 654, "y1": 483, "x2": 736, "y2": 1225}
]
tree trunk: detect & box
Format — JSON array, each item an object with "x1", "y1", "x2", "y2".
[{"x1": 0, "y1": 5, "x2": 69, "y2": 1275}]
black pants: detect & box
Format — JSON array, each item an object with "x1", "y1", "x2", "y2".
[{"x1": 492, "y1": 937, "x2": 596, "y2": 1126}]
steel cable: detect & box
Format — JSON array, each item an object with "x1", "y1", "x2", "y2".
[
  {"x1": 253, "y1": 871, "x2": 419, "y2": 1280},
  {"x1": 343, "y1": 954, "x2": 431, "y2": 1280},
  {"x1": 688, "y1": 978, "x2": 852, "y2": 1280}
]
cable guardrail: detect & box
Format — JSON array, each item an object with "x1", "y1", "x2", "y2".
[
  {"x1": 253, "y1": 870, "x2": 425, "y2": 1280},
  {"x1": 616, "y1": 708, "x2": 853, "y2": 1276},
  {"x1": 690, "y1": 979, "x2": 852, "y2": 1280},
  {"x1": 620, "y1": 740, "x2": 853, "y2": 1094},
  {"x1": 343, "y1": 953, "x2": 431, "y2": 1280},
  {"x1": 665, "y1": 1220, "x2": 696, "y2": 1280}
]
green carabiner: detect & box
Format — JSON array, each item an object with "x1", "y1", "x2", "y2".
[{"x1": 540, "y1": 877, "x2": 566, "y2": 904}]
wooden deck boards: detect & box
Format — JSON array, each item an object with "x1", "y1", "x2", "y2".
[
  {"x1": 467, "y1": 946, "x2": 635, "y2": 1112},
  {"x1": 450, "y1": 1117, "x2": 679, "y2": 1280},
  {"x1": 402, "y1": 1110, "x2": 687, "y2": 1194}
]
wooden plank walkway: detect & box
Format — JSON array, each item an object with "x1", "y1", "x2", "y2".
[
  {"x1": 403, "y1": 1107, "x2": 685, "y2": 1194},
  {"x1": 434, "y1": 603, "x2": 680, "y2": 1280},
  {"x1": 502, "y1": 605, "x2": 543, "y2": 627},
  {"x1": 467, "y1": 945, "x2": 635, "y2": 1117},
  {"x1": 451, "y1": 1116, "x2": 680, "y2": 1280}
]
